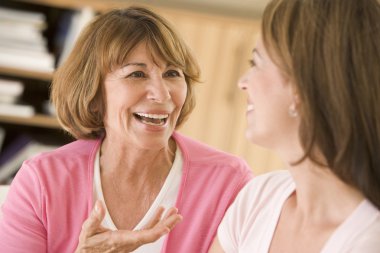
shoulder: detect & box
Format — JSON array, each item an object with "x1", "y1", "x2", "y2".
[
  {"x1": 10, "y1": 138, "x2": 99, "y2": 210},
  {"x1": 217, "y1": 171, "x2": 293, "y2": 251},
  {"x1": 173, "y1": 133, "x2": 253, "y2": 212},
  {"x1": 24, "y1": 138, "x2": 99, "y2": 168},
  {"x1": 173, "y1": 132, "x2": 251, "y2": 174},
  {"x1": 33, "y1": 138, "x2": 99, "y2": 160},
  {"x1": 233, "y1": 170, "x2": 293, "y2": 210},
  {"x1": 349, "y1": 204, "x2": 380, "y2": 252},
  {"x1": 17, "y1": 139, "x2": 100, "y2": 187},
  {"x1": 243, "y1": 170, "x2": 293, "y2": 192},
  {"x1": 2, "y1": 140, "x2": 96, "y2": 250}
]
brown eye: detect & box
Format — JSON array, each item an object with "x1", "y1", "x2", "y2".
[
  {"x1": 128, "y1": 71, "x2": 145, "y2": 78},
  {"x1": 164, "y1": 70, "x2": 181, "y2": 77},
  {"x1": 249, "y1": 59, "x2": 256, "y2": 67}
]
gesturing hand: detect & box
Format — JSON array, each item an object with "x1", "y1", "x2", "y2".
[{"x1": 75, "y1": 200, "x2": 182, "y2": 253}]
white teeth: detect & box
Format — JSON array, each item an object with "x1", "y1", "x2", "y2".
[
  {"x1": 135, "y1": 113, "x2": 169, "y2": 119},
  {"x1": 247, "y1": 104, "x2": 255, "y2": 112},
  {"x1": 143, "y1": 121, "x2": 165, "y2": 126}
]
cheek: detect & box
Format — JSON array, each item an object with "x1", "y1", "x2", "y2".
[{"x1": 172, "y1": 83, "x2": 188, "y2": 108}]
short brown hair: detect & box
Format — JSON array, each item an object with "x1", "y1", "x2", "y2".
[
  {"x1": 51, "y1": 7, "x2": 200, "y2": 139},
  {"x1": 262, "y1": 0, "x2": 380, "y2": 208}
]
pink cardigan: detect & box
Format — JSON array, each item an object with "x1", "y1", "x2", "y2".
[{"x1": 0, "y1": 132, "x2": 252, "y2": 252}]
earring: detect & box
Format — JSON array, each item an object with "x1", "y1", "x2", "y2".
[{"x1": 288, "y1": 103, "x2": 298, "y2": 117}]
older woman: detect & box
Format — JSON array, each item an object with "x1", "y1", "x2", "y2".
[
  {"x1": 210, "y1": 0, "x2": 380, "y2": 252},
  {"x1": 0, "y1": 7, "x2": 252, "y2": 252}
]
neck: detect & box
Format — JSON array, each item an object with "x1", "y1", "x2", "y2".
[
  {"x1": 286, "y1": 161, "x2": 364, "y2": 225},
  {"x1": 99, "y1": 135, "x2": 176, "y2": 184}
]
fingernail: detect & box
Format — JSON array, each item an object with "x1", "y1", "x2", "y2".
[{"x1": 95, "y1": 202, "x2": 100, "y2": 214}]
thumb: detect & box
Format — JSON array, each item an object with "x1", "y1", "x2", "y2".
[
  {"x1": 93, "y1": 200, "x2": 106, "y2": 221},
  {"x1": 80, "y1": 200, "x2": 106, "y2": 239}
]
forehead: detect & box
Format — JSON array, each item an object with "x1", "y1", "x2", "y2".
[
  {"x1": 101, "y1": 30, "x2": 187, "y2": 76},
  {"x1": 123, "y1": 42, "x2": 167, "y2": 65}
]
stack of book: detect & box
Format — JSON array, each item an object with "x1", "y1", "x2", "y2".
[
  {"x1": 0, "y1": 78, "x2": 35, "y2": 117},
  {"x1": 0, "y1": 7, "x2": 55, "y2": 72},
  {"x1": 0, "y1": 134, "x2": 58, "y2": 184}
]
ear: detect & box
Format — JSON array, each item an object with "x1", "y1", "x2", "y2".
[
  {"x1": 90, "y1": 102, "x2": 99, "y2": 113},
  {"x1": 293, "y1": 93, "x2": 300, "y2": 105},
  {"x1": 89, "y1": 92, "x2": 104, "y2": 114},
  {"x1": 286, "y1": 78, "x2": 300, "y2": 104},
  {"x1": 288, "y1": 84, "x2": 301, "y2": 118}
]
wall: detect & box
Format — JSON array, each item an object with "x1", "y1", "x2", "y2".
[{"x1": 152, "y1": 7, "x2": 284, "y2": 174}]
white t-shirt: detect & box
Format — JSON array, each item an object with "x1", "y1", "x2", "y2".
[
  {"x1": 93, "y1": 147, "x2": 183, "y2": 253},
  {"x1": 218, "y1": 170, "x2": 380, "y2": 253}
]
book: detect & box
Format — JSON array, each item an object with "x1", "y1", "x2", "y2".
[
  {"x1": 0, "y1": 46, "x2": 54, "y2": 72},
  {"x1": 0, "y1": 78, "x2": 25, "y2": 105},
  {"x1": 0, "y1": 36, "x2": 47, "y2": 53},
  {"x1": 42, "y1": 100, "x2": 56, "y2": 116},
  {"x1": 0, "y1": 7, "x2": 46, "y2": 27},
  {"x1": 0, "y1": 95, "x2": 17, "y2": 104},
  {"x1": 0, "y1": 79, "x2": 24, "y2": 97},
  {"x1": 0, "y1": 7, "x2": 54, "y2": 72},
  {"x1": 0, "y1": 135, "x2": 57, "y2": 183},
  {"x1": 0, "y1": 135, "x2": 33, "y2": 183},
  {"x1": 0, "y1": 24, "x2": 46, "y2": 44},
  {"x1": 0, "y1": 103, "x2": 35, "y2": 117},
  {"x1": 0, "y1": 127, "x2": 4, "y2": 153},
  {"x1": 0, "y1": 135, "x2": 32, "y2": 166},
  {"x1": 58, "y1": 7, "x2": 95, "y2": 66},
  {"x1": 0, "y1": 7, "x2": 47, "y2": 46}
]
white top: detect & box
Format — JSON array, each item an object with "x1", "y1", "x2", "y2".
[
  {"x1": 93, "y1": 147, "x2": 183, "y2": 253},
  {"x1": 218, "y1": 170, "x2": 380, "y2": 253}
]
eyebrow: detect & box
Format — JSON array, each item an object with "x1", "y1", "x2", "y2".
[
  {"x1": 123, "y1": 63, "x2": 147, "y2": 68},
  {"x1": 252, "y1": 48, "x2": 261, "y2": 58},
  {"x1": 122, "y1": 62, "x2": 176, "y2": 68}
]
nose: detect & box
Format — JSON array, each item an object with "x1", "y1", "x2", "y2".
[
  {"x1": 147, "y1": 76, "x2": 171, "y2": 103},
  {"x1": 238, "y1": 71, "x2": 249, "y2": 90}
]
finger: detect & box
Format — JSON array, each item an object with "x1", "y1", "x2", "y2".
[
  {"x1": 159, "y1": 207, "x2": 182, "y2": 231},
  {"x1": 162, "y1": 207, "x2": 179, "y2": 219},
  {"x1": 142, "y1": 206, "x2": 166, "y2": 229},
  {"x1": 93, "y1": 211, "x2": 182, "y2": 252},
  {"x1": 159, "y1": 210, "x2": 183, "y2": 231},
  {"x1": 79, "y1": 200, "x2": 107, "y2": 240},
  {"x1": 133, "y1": 211, "x2": 182, "y2": 245}
]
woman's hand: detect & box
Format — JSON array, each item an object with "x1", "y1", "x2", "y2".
[{"x1": 75, "y1": 200, "x2": 182, "y2": 253}]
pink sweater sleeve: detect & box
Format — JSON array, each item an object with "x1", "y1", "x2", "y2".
[{"x1": 0, "y1": 163, "x2": 47, "y2": 252}]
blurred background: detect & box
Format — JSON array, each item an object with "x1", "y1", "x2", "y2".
[{"x1": 0, "y1": 0, "x2": 282, "y2": 185}]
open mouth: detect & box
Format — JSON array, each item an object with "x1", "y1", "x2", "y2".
[{"x1": 133, "y1": 112, "x2": 169, "y2": 126}]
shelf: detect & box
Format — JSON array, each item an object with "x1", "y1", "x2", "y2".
[
  {"x1": 17, "y1": 0, "x2": 128, "y2": 12},
  {"x1": 0, "y1": 114, "x2": 61, "y2": 129},
  {"x1": 0, "y1": 66, "x2": 53, "y2": 81}
]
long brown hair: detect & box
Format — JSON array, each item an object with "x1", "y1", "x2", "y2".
[{"x1": 262, "y1": 0, "x2": 380, "y2": 208}]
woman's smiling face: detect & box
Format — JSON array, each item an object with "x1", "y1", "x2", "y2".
[
  {"x1": 238, "y1": 36, "x2": 300, "y2": 150},
  {"x1": 102, "y1": 42, "x2": 187, "y2": 149}
]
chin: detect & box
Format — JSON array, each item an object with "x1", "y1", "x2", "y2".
[
  {"x1": 245, "y1": 130, "x2": 256, "y2": 144},
  {"x1": 245, "y1": 129, "x2": 269, "y2": 147}
]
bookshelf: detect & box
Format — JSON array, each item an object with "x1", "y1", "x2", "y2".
[
  {"x1": 0, "y1": 0, "x2": 81, "y2": 184},
  {"x1": 0, "y1": 114, "x2": 60, "y2": 129},
  {"x1": 0, "y1": 0, "x2": 283, "y2": 185},
  {"x1": 17, "y1": 0, "x2": 127, "y2": 12},
  {"x1": 0, "y1": 66, "x2": 53, "y2": 81}
]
